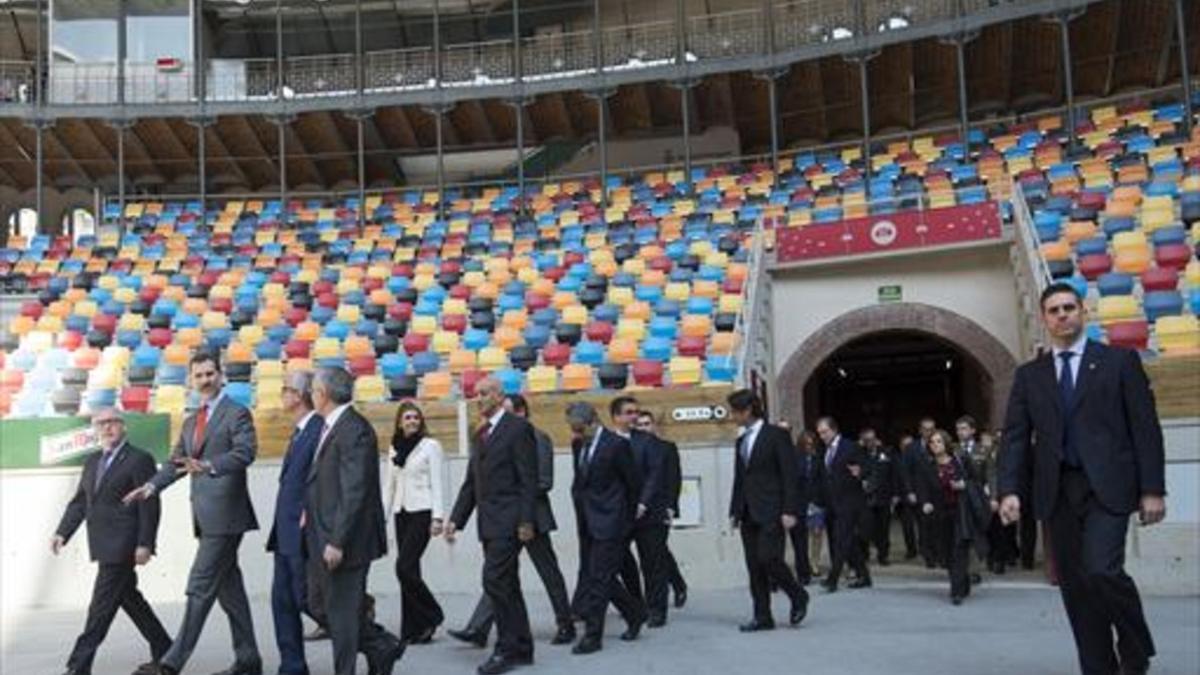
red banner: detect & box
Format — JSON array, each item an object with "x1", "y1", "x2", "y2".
[{"x1": 774, "y1": 202, "x2": 1003, "y2": 263}]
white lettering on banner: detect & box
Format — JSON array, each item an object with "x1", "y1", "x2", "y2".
[
  {"x1": 671, "y1": 405, "x2": 728, "y2": 422},
  {"x1": 39, "y1": 426, "x2": 100, "y2": 466},
  {"x1": 870, "y1": 220, "x2": 898, "y2": 246}
]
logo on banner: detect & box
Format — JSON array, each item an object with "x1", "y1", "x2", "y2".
[
  {"x1": 40, "y1": 426, "x2": 100, "y2": 466},
  {"x1": 672, "y1": 405, "x2": 729, "y2": 423},
  {"x1": 870, "y1": 220, "x2": 898, "y2": 246}
]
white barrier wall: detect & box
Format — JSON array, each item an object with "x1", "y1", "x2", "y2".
[{"x1": 2, "y1": 443, "x2": 748, "y2": 613}]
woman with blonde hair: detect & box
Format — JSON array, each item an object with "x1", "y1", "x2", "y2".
[{"x1": 386, "y1": 400, "x2": 446, "y2": 643}]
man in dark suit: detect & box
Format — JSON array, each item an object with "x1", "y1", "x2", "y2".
[
  {"x1": 817, "y1": 416, "x2": 871, "y2": 592},
  {"x1": 307, "y1": 367, "x2": 405, "y2": 675},
  {"x1": 610, "y1": 396, "x2": 670, "y2": 627},
  {"x1": 125, "y1": 351, "x2": 262, "y2": 675},
  {"x1": 449, "y1": 394, "x2": 576, "y2": 648},
  {"x1": 789, "y1": 429, "x2": 821, "y2": 585},
  {"x1": 634, "y1": 410, "x2": 689, "y2": 608},
  {"x1": 445, "y1": 377, "x2": 539, "y2": 675},
  {"x1": 899, "y1": 418, "x2": 937, "y2": 566},
  {"x1": 565, "y1": 401, "x2": 646, "y2": 655},
  {"x1": 266, "y1": 371, "x2": 324, "y2": 675},
  {"x1": 726, "y1": 389, "x2": 808, "y2": 632},
  {"x1": 998, "y1": 282, "x2": 1165, "y2": 675},
  {"x1": 52, "y1": 407, "x2": 173, "y2": 675},
  {"x1": 858, "y1": 427, "x2": 897, "y2": 567}
]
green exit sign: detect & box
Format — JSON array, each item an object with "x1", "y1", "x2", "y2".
[{"x1": 878, "y1": 285, "x2": 902, "y2": 303}]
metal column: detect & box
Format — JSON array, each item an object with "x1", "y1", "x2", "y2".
[
  {"x1": 1177, "y1": 0, "x2": 1194, "y2": 134},
  {"x1": 675, "y1": 0, "x2": 691, "y2": 194},
  {"x1": 592, "y1": 0, "x2": 608, "y2": 208},
  {"x1": 276, "y1": 0, "x2": 287, "y2": 220},
  {"x1": 1058, "y1": 14, "x2": 1077, "y2": 148},
  {"x1": 513, "y1": 0, "x2": 525, "y2": 219},
  {"x1": 858, "y1": 57, "x2": 871, "y2": 182},
  {"x1": 767, "y1": 76, "x2": 780, "y2": 184},
  {"x1": 955, "y1": 38, "x2": 970, "y2": 148},
  {"x1": 116, "y1": 0, "x2": 127, "y2": 237},
  {"x1": 34, "y1": 0, "x2": 44, "y2": 234},
  {"x1": 196, "y1": 0, "x2": 207, "y2": 225},
  {"x1": 355, "y1": 0, "x2": 365, "y2": 229},
  {"x1": 434, "y1": 0, "x2": 446, "y2": 221}
]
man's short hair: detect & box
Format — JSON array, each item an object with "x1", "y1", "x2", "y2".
[
  {"x1": 91, "y1": 407, "x2": 125, "y2": 425},
  {"x1": 816, "y1": 416, "x2": 839, "y2": 433},
  {"x1": 507, "y1": 394, "x2": 529, "y2": 417},
  {"x1": 287, "y1": 370, "x2": 315, "y2": 409},
  {"x1": 609, "y1": 395, "x2": 638, "y2": 418},
  {"x1": 566, "y1": 401, "x2": 598, "y2": 427},
  {"x1": 955, "y1": 415, "x2": 978, "y2": 430},
  {"x1": 636, "y1": 409, "x2": 656, "y2": 423},
  {"x1": 726, "y1": 389, "x2": 763, "y2": 418},
  {"x1": 190, "y1": 349, "x2": 222, "y2": 373},
  {"x1": 1039, "y1": 281, "x2": 1083, "y2": 310},
  {"x1": 315, "y1": 367, "x2": 354, "y2": 405}
]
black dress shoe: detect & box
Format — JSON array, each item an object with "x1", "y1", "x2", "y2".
[
  {"x1": 304, "y1": 626, "x2": 330, "y2": 641},
  {"x1": 210, "y1": 661, "x2": 263, "y2": 675},
  {"x1": 619, "y1": 618, "x2": 643, "y2": 641},
  {"x1": 408, "y1": 626, "x2": 437, "y2": 644},
  {"x1": 821, "y1": 580, "x2": 838, "y2": 593},
  {"x1": 1119, "y1": 661, "x2": 1149, "y2": 675},
  {"x1": 367, "y1": 639, "x2": 407, "y2": 675},
  {"x1": 738, "y1": 620, "x2": 775, "y2": 632},
  {"x1": 848, "y1": 577, "x2": 872, "y2": 589},
  {"x1": 646, "y1": 614, "x2": 666, "y2": 628},
  {"x1": 448, "y1": 628, "x2": 488, "y2": 648},
  {"x1": 951, "y1": 595, "x2": 964, "y2": 606},
  {"x1": 673, "y1": 587, "x2": 688, "y2": 608},
  {"x1": 476, "y1": 654, "x2": 521, "y2": 674},
  {"x1": 877, "y1": 558, "x2": 891, "y2": 567},
  {"x1": 572, "y1": 637, "x2": 602, "y2": 655},
  {"x1": 550, "y1": 625, "x2": 577, "y2": 645},
  {"x1": 132, "y1": 662, "x2": 163, "y2": 675},
  {"x1": 790, "y1": 593, "x2": 809, "y2": 626}
]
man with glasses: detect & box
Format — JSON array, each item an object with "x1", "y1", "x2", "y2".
[
  {"x1": 52, "y1": 407, "x2": 172, "y2": 675},
  {"x1": 998, "y1": 282, "x2": 1165, "y2": 675}
]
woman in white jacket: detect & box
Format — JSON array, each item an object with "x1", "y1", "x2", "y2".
[{"x1": 385, "y1": 400, "x2": 446, "y2": 644}]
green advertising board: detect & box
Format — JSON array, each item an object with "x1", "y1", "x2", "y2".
[{"x1": 0, "y1": 413, "x2": 172, "y2": 470}]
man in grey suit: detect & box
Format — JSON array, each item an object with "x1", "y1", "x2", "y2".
[
  {"x1": 307, "y1": 367, "x2": 405, "y2": 675},
  {"x1": 448, "y1": 394, "x2": 576, "y2": 648},
  {"x1": 125, "y1": 350, "x2": 262, "y2": 675}
]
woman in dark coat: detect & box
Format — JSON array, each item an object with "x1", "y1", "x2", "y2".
[{"x1": 914, "y1": 429, "x2": 987, "y2": 604}]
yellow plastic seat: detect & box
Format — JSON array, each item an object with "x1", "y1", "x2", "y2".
[
  {"x1": 409, "y1": 315, "x2": 437, "y2": 335},
  {"x1": 478, "y1": 347, "x2": 507, "y2": 371},
  {"x1": 354, "y1": 375, "x2": 387, "y2": 403},
  {"x1": 238, "y1": 324, "x2": 265, "y2": 348},
  {"x1": 623, "y1": 301, "x2": 651, "y2": 321},
  {"x1": 312, "y1": 337, "x2": 342, "y2": 360},
  {"x1": 561, "y1": 364, "x2": 594, "y2": 391},
  {"x1": 616, "y1": 318, "x2": 645, "y2": 341},
  {"x1": 176, "y1": 327, "x2": 203, "y2": 349},
  {"x1": 607, "y1": 338, "x2": 639, "y2": 364},
  {"x1": 431, "y1": 330, "x2": 461, "y2": 355},
  {"x1": 152, "y1": 385, "x2": 187, "y2": 414},
  {"x1": 664, "y1": 282, "x2": 691, "y2": 303},
  {"x1": 1156, "y1": 315, "x2": 1200, "y2": 355},
  {"x1": 494, "y1": 326, "x2": 523, "y2": 350},
  {"x1": 501, "y1": 310, "x2": 528, "y2": 331},
  {"x1": 526, "y1": 366, "x2": 557, "y2": 393},
  {"x1": 607, "y1": 286, "x2": 634, "y2": 308},
  {"x1": 420, "y1": 371, "x2": 453, "y2": 399},
  {"x1": 1096, "y1": 296, "x2": 1143, "y2": 324},
  {"x1": 201, "y1": 311, "x2": 229, "y2": 330},
  {"x1": 718, "y1": 294, "x2": 744, "y2": 314},
  {"x1": 336, "y1": 304, "x2": 362, "y2": 324},
  {"x1": 668, "y1": 356, "x2": 702, "y2": 386},
  {"x1": 561, "y1": 305, "x2": 589, "y2": 325},
  {"x1": 256, "y1": 360, "x2": 285, "y2": 381},
  {"x1": 1113, "y1": 248, "x2": 1151, "y2": 275}
]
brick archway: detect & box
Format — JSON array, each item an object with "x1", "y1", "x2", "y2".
[{"x1": 776, "y1": 302, "x2": 1019, "y2": 430}]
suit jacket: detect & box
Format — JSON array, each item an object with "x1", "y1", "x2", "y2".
[
  {"x1": 796, "y1": 451, "x2": 826, "y2": 510},
  {"x1": 662, "y1": 439, "x2": 682, "y2": 517},
  {"x1": 56, "y1": 442, "x2": 161, "y2": 564},
  {"x1": 449, "y1": 411, "x2": 539, "y2": 541},
  {"x1": 533, "y1": 426, "x2": 558, "y2": 534},
  {"x1": 305, "y1": 406, "x2": 388, "y2": 567},
  {"x1": 729, "y1": 422, "x2": 800, "y2": 526},
  {"x1": 571, "y1": 428, "x2": 642, "y2": 542},
  {"x1": 821, "y1": 436, "x2": 867, "y2": 515},
  {"x1": 998, "y1": 341, "x2": 1166, "y2": 519},
  {"x1": 385, "y1": 436, "x2": 447, "y2": 519},
  {"x1": 267, "y1": 413, "x2": 323, "y2": 557},
  {"x1": 150, "y1": 394, "x2": 259, "y2": 536},
  {"x1": 864, "y1": 445, "x2": 898, "y2": 506},
  {"x1": 629, "y1": 428, "x2": 670, "y2": 524},
  {"x1": 898, "y1": 439, "x2": 928, "y2": 497}
]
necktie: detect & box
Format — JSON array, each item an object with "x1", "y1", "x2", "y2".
[
  {"x1": 739, "y1": 435, "x2": 750, "y2": 463},
  {"x1": 95, "y1": 449, "x2": 114, "y2": 490},
  {"x1": 1059, "y1": 351, "x2": 1081, "y2": 467},
  {"x1": 477, "y1": 422, "x2": 491, "y2": 445},
  {"x1": 191, "y1": 403, "x2": 208, "y2": 457}
]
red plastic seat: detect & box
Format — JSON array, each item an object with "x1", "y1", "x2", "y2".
[
  {"x1": 20, "y1": 301, "x2": 43, "y2": 319},
  {"x1": 1154, "y1": 243, "x2": 1193, "y2": 271},
  {"x1": 1106, "y1": 320, "x2": 1149, "y2": 351},
  {"x1": 402, "y1": 332, "x2": 430, "y2": 355},
  {"x1": 632, "y1": 359, "x2": 664, "y2": 387},
  {"x1": 525, "y1": 293, "x2": 551, "y2": 311},
  {"x1": 542, "y1": 343, "x2": 571, "y2": 368},
  {"x1": 389, "y1": 303, "x2": 413, "y2": 321},
  {"x1": 585, "y1": 321, "x2": 614, "y2": 345},
  {"x1": 92, "y1": 313, "x2": 117, "y2": 333},
  {"x1": 722, "y1": 277, "x2": 744, "y2": 294},
  {"x1": 1077, "y1": 253, "x2": 1112, "y2": 280},
  {"x1": 1141, "y1": 267, "x2": 1179, "y2": 292},
  {"x1": 147, "y1": 327, "x2": 173, "y2": 348},
  {"x1": 677, "y1": 335, "x2": 707, "y2": 358},
  {"x1": 348, "y1": 355, "x2": 377, "y2": 377},
  {"x1": 209, "y1": 297, "x2": 233, "y2": 314},
  {"x1": 58, "y1": 330, "x2": 84, "y2": 350},
  {"x1": 316, "y1": 292, "x2": 339, "y2": 309},
  {"x1": 285, "y1": 307, "x2": 308, "y2": 326},
  {"x1": 461, "y1": 369, "x2": 487, "y2": 399},
  {"x1": 442, "y1": 314, "x2": 467, "y2": 334},
  {"x1": 284, "y1": 339, "x2": 311, "y2": 359},
  {"x1": 120, "y1": 386, "x2": 152, "y2": 412}
]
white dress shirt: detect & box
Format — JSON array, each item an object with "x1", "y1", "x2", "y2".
[
  {"x1": 315, "y1": 403, "x2": 351, "y2": 461},
  {"x1": 740, "y1": 419, "x2": 764, "y2": 461},
  {"x1": 386, "y1": 436, "x2": 447, "y2": 519},
  {"x1": 1052, "y1": 332, "x2": 1088, "y2": 383}
]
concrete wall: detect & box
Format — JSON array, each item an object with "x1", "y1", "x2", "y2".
[
  {"x1": 1, "y1": 443, "x2": 748, "y2": 613},
  {"x1": 1128, "y1": 417, "x2": 1200, "y2": 595}
]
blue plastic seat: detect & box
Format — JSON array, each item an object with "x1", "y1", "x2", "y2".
[
  {"x1": 1096, "y1": 273, "x2": 1134, "y2": 297},
  {"x1": 1143, "y1": 291, "x2": 1183, "y2": 322}
]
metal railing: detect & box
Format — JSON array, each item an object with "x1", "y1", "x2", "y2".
[
  {"x1": 734, "y1": 218, "x2": 769, "y2": 389},
  {"x1": 1, "y1": 0, "x2": 1093, "y2": 107},
  {"x1": 1008, "y1": 182, "x2": 1052, "y2": 356}
]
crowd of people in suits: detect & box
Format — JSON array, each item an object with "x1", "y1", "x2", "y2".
[{"x1": 48, "y1": 281, "x2": 1167, "y2": 675}]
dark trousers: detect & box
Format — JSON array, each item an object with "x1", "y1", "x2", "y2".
[
  {"x1": 987, "y1": 514, "x2": 1019, "y2": 567},
  {"x1": 867, "y1": 503, "x2": 892, "y2": 563},
  {"x1": 786, "y1": 520, "x2": 812, "y2": 582},
  {"x1": 465, "y1": 532, "x2": 573, "y2": 634},
  {"x1": 272, "y1": 553, "x2": 309, "y2": 675},
  {"x1": 576, "y1": 534, "x2": 645, "y2": 640},
  {"x1": 320, "y1": 561, "x2": 400, "y2": 675},
  {"x1": 482, "y1": 537, "x2": 533, "y2": 659},
  {"x1": 624, "y1": 523, "x2": 670, "y2": 620},
  {"x1": 306, "y1": 552, "x2": 327, "y2": 628},
  {"x1": 826, "y1": 506, "x2": 869, "y2": 586},
  {"x1": 66, "y1": 562, "x2": 172, "y2": 674},
  {"x1": 919, "y1": 510, "x2": 938, "y2": 565},
  {"x1": 664, "y1": 545, "x2": 688, "y2": 595},
  {"x1": 1051, "y1": 470, "x2": 1155, "y2": 675},
  {"x1": 1020, "y1": 503, "x2": 1039, "y2": 568},
  {"x1": 897, "y1": 501, "x2": 919, "y2": 557},
  {"x1": 739, "y1": 520, "x2": 805, "y2": 624},
  {"x1": 932, "y1": 511, "x2": 971, "y2": 599},
  {"x1": 393, "y1": 510, "x2": 444, "y2": 640},
  {"x1": 161, "y1": 534, "x2": 259, "y2": 671}
]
